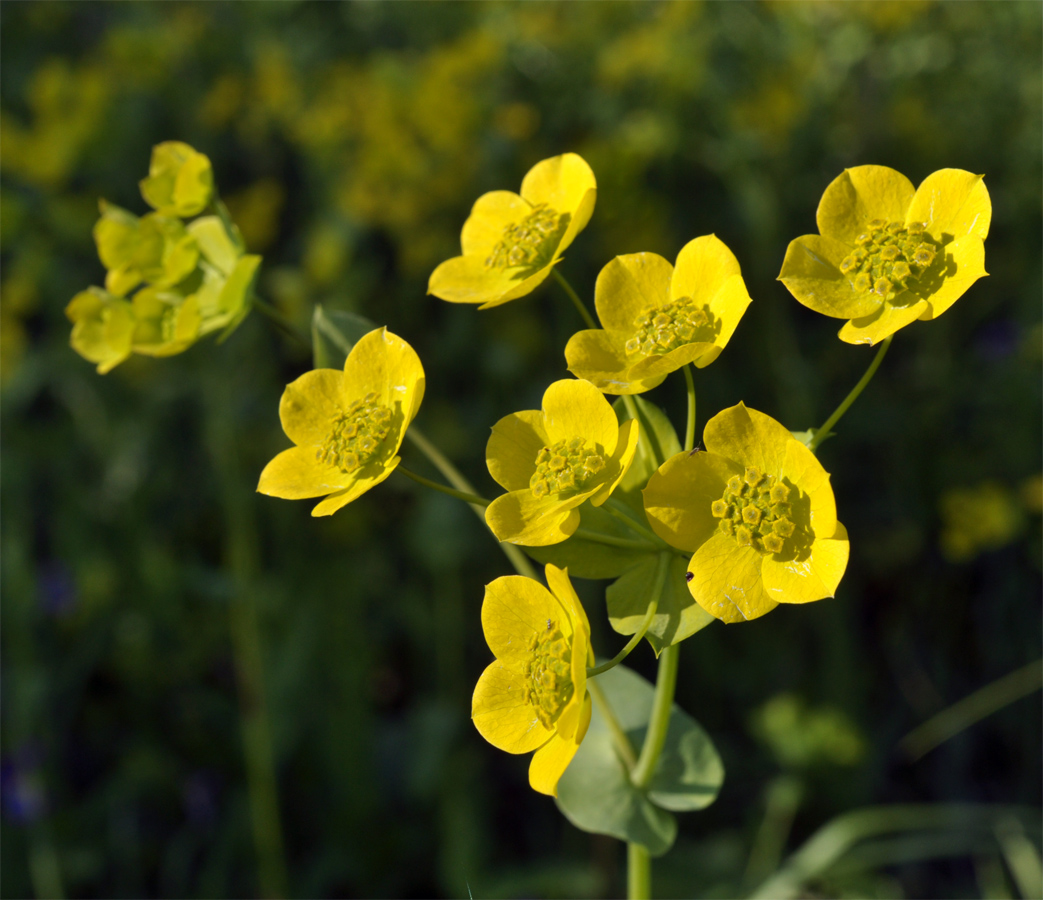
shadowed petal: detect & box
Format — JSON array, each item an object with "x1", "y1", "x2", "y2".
[{"x1": 816, "y1": 166, "x2": 916, "y2": 244}]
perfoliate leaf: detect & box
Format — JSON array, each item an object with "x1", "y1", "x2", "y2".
[
  {"x1": 606, "y1": 554, "x2": 715, "y2": 654},
  {"x1": 312, "y1": 305, "x2": 378, "y2": 369},
  {"x1": 556, "y1": 665, "x2": 724, "y2": 854}
]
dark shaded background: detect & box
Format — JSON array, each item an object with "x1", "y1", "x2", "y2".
[{"x1": 2, "y1": 2, "x2": 1040, "y2": 897}]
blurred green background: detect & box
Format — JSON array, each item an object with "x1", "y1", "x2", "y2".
[{"x1": 2, "y1": 2, "x2": 1040, "y2": 898}]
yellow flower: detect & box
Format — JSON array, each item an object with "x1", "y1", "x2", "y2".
[
  {"x1": 779, "y1": 166, "x2": 991, "y2": 345},
  {"x1": 186, "y1": 216, "x2": 261, "y2": 335},
  {"x1": 139, "y1": 141, "x2": 214, "y2": 218},
  {"x1": 485, "y1": 379, "x2": 639, "y2": 546},
  {"x1": 257, "y1": 328, "x2": 425, "y2": 516},
  {"x1": 643, "y1": 403, "x2": 849, "y2": 624},
  {"x1": 428, "y1": 153, "x2": 596, "y2": 309},
  {"x1": 472, "y1": 564, "x2": 592, "y2": 797},
  {"x1": 564, "y1": 236, "x2": 753, "y2": 394},
  {"x1": 93, "y1": 201, "x2": 199, "y2": 297},
  {"x1": 129, "y1": 287, "x2": 201, "y2": 358},
  {"x1": 65, "y1": 287, "x2": 135, "y2": 374}
]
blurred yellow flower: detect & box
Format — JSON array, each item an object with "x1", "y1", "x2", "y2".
[
  {"x1": 779, "y1": 166, "x2": 991, "y2": 345},
  {"x1": 139, "y1": 141, "x2": 214, "y2": 217},
  {"x1": 565, "y1": 236, "x2": 753, "y2": 394},
  {"x1": 65, "y1": 287, "x2": 135, "y2": 374},
  {"x1": 485, "y1": 379, "x2": 639, "y2": 546},
  {"x1": 257, "y1": 328, "x2": 425, "y2": 517},
  {"x1": 129, "y1": 287, "x2": 201, "y2": 358},
  {"x1": 643, "y1": 403, "x2": 848, "y2": 624},
  {"x1": 939, "y1": 481, "x2": 1024, "y2": 562},
  {"x1": 472, "y1": 564, "x2": 592, "y2": 797},
  {"x1": 428, "y1": 153, "x2": 596, "y2": 309},
  {"x1": 186, "y1": 216, "x2": 261, "y2": 335}
]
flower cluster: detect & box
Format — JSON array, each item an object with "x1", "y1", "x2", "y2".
[{"x1": 67, "y1": 142, "x2": 261, "y2": 373}]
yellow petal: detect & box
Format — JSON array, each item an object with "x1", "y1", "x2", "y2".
[
  {"x1": 545, "y1": 563, "x2": 591, "y2": 642},
  {"x1": 589, "y1": 417, "x2": 639, "y2": 507},
  {"x1": 687, "y1": 533, "x2": 776, "y2": 623},
  {"x1": 528, "y1": 694, "x2": 591, "y2": 796},
  {"x1": 428, "y1": 253, "x2": 554, "y2": 307},
  {"x1": 130, "y1": 289, "x2": 200, "y2": 357},
  {"x1": 554, "y1": 188, "x2": 597, "y2": 257},
  {"x1": 644, "y1": 450, "x2": 740, "y2": 552},
  {"x1": 477, "y1": 262, "x2": 558, "y2": 310},
  {"x1": 66, "y1": 287, "x2": 135, "y2": 374},
  {"x1": 918, "y1": 236, "x2": 987, "y2": 320},
  {"x1": 485, "y1": 490, "x2": 582, "y2": 546},
  {"x1": 816, "y1": 166, "x2": 916, "y2": 244},
  {"x1": 541, "y1": 378, "x2": 619, "y2": 452},
  {"x1": 780, "y1": 439, "x2": 837, "y2": 538},
  {"x1": 778, "y1": 235, "x2": 884, "y2": 319},
  {"x1": 702, "y1": 403, "x2": 794, "y2": 479},
  {"x1": 564, "y1": 328, "x2": 642, "y2": 394},
  {"x1": 762, "y1": 522, "x2": 849, "y2": 605},
  {"x1": 342, "y1": 327, "x2": 426, "y2": 427},
  {"x1": 702, "y1": 272, "x2": 754, "y2": 362},
  {"x1": 460, "y1": 190, "x2": 530, "y2": 257},
  {"x1": 310, "y1": 459, "x2": 399, "y2": 516},
  {"x1": 626, "y1": 340, "x2": 717, "y2": 384},
  {"x1": 669, "y1": 235, "x2": 741, "y2": 306},
  {"x1": 482, "y1": 574, "x2": 570, "y2": 665},
  {"x1": 906, "y1": 169, "x2": 991, "y2": 241},
  {"x1": 472, "y1": 661, "x2": 554, "y2": 754},
  {"x1": 593, "y1": 252, "x2": 673, "y2": 332},
  {"x1": 838, "y1": 297, "x2": 929, "y2": 346},
  {"x1": 257, "y1": 445, "x2": 354, "y2": 499},
  {"x1": 487, "y1": 409, "x2": 550, "y2": 492},
  {"x1": 187, "y1": 216, "x2": 239, "y2": 276},
  {"x1": 520, "y1": 153, "x2": 597, "y2": 219},
  {"x1": 278, "y1": 369, "x2": 348, "y2": 446}
]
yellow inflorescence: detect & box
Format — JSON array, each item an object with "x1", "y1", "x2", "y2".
[
  {"x1": 485, "y1": 203, "x2": 563, "y2": 270},
  {"x1": 838, "y1": 220, "x2": 939, "y2": 299},
  {"x1": 529, "y1": 437, "x2": 606, "y2": 499},
  {"x1": 316, "y1": 392, "x2": 394, "y2": 473},
  {"x1": 525, "y1": 620, "x2": 574, "y2": 730},
  {"x1": 625, "y1": 296, "x2": 715, "y2": 356},
  {"x1": 711, "y1": 466, "x2": 796, "y2": 555}
]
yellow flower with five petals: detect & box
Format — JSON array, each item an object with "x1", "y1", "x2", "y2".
[
  {"x1": 779, "y1": 166, "x2": 991, "y2": 345},
  {"x1": 139, "y1": 141, "x2": 214, "y2": 218},
  {"x1": 565, "y1": 236, "x2": 753, "y2": 394},
  {"x1": 485, "y1": 379, "x2": 639, "y2": 546},
  {"x1": 643, "y1": 403, "x2": 849, "y2": 624},
  {"x1": 472, "y1": 564, "x2": 592, "y2": 796},
  {"x1": 257, "y1": 328, "x2": 424, "y2": 516},
  {"x1": 428, "y1": 153, "x2": 596, "y2": 309}
]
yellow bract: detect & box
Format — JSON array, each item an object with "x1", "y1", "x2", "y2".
[
  {"x1": 565, "y1": 236, "x2": 753, "y2": 394},
  {"x1": 643, "y1": 403, "x2": 849, "y2": 624},
  {"x1": 428, "y1": 153, "x2": 596, "y2": 309},
  {"x1": 779, "y1": 166, "x2": 991, "y2": 345},
  {"x1": 472, "y1": 564, "x2": 593, "y2": 796},
  {"x1": 484, "y1": 378, "x2": 639, "y2": 546},
  {"x1": 139, "y1": 141, "x2": 214, "y2": 218},
  {"x1": 257, "y1": 328, "x2": 425, "y2": 517}
]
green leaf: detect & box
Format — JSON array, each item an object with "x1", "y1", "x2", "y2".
[
  {"x1": 606, "y1": 553, "x2": 715, "y2": 654},
  {"x1": 311, "y1": 305, "x2": 378, "y2": 369},
  {"x1": 614, "y1": 395, "x2": 682, "y2": 490},
  {"x1": 524, "y1": 502, "x2": 659, "y2": 580},
  {"x1": 555, "y1": 665, "x2": 724, "y2": 854}
]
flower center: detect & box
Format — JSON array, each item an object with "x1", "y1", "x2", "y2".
[
  {"x1": 529, "y1": 437, "x2": 606, "y2": 499},
  {"x1": 526, "y1": 620, "x2": 574, "y2": 730},
  {"x1": 316, "y1": 392, "x2": 394, "y2": 473},
  {"x1": 625, "y1": 296, "x2": 716, "y2": 356},
  {"x1": 839, "y1": 220, "x2": 940, "y2": 300},
  {"x1": 711, "y1": 467, "x2": 796, "y2": 555},
  {"x1": 485, "y1": 203, "x2": 563, "y2": 270}
]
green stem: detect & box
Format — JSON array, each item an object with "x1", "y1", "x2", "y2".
[
  {"x1": 551, "y1": 268, "x2": 597, "y2": 329},
  {"x1": 406, "y1": 428, "x2": 539, "y2": 581},
  {"x1": 683, "y1": 364, "x2": 696, "y2": 453},
  {"x1": 587, "y1": 553, "x2": 669, "y2": 677},
  {"x1": 628, "y1": 842, "x2": 651, "y2": 900},
  {"x1": 622, "y1": 393, "x2": 667, "y2": 470},
  {"x1": 604, "y1": 498, "x2": 662, "y2": 545},
  {"x1": 573, "y1": 527, "x2": 657, "y2": 552},
  {"x1": 810, "y1": 335, "x2": 892, "y2": 451},
  {"x1": 396, "y1": 465, "x2": 490, "y2": 507},
  {"x1": 251, "y1": 296, "x2": 311, "y2": 349},
  {"x1": 588, "y1": 678, "x2": 637, "y2": 770},
  {"x1": 630, "y1": 642, "x2": 680, "y2": 789}
]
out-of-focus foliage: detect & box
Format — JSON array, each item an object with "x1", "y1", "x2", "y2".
[{"x1": 2, "y1": 3, "x2": 1039, "y2": 898}]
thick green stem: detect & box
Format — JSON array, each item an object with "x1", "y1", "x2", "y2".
[
  {"x1": 630, "y1": 642, "x2": 680, "y2": 789},
  {"x1": 588, "y1": 553, "x2": 668, "y2": 677},
  {"x1": 810, "y1": 335, "x2": 892, "y2": 451},
  {"x1": 683, "y1": 364, "x2": 696, "y2": 453},
  {"x1": 552, "y1": 268, "x2": 597, "y2": 329},
  {"x1": 628, "y1": 843, "x2": 651, "y2": 900},
  {"x1": 396, "y1": 465, "x2": 490, "y2": 506},
  {"x1": 406, "y1": 428, "x2": 539, "y2": 581},
  {"x1": 622, "y1": 394, "x2": 666, "y2": 469}
]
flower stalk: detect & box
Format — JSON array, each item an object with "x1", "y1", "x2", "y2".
[{"x1": 810, "y1": 334, "x2": 892, "y2": 452}]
